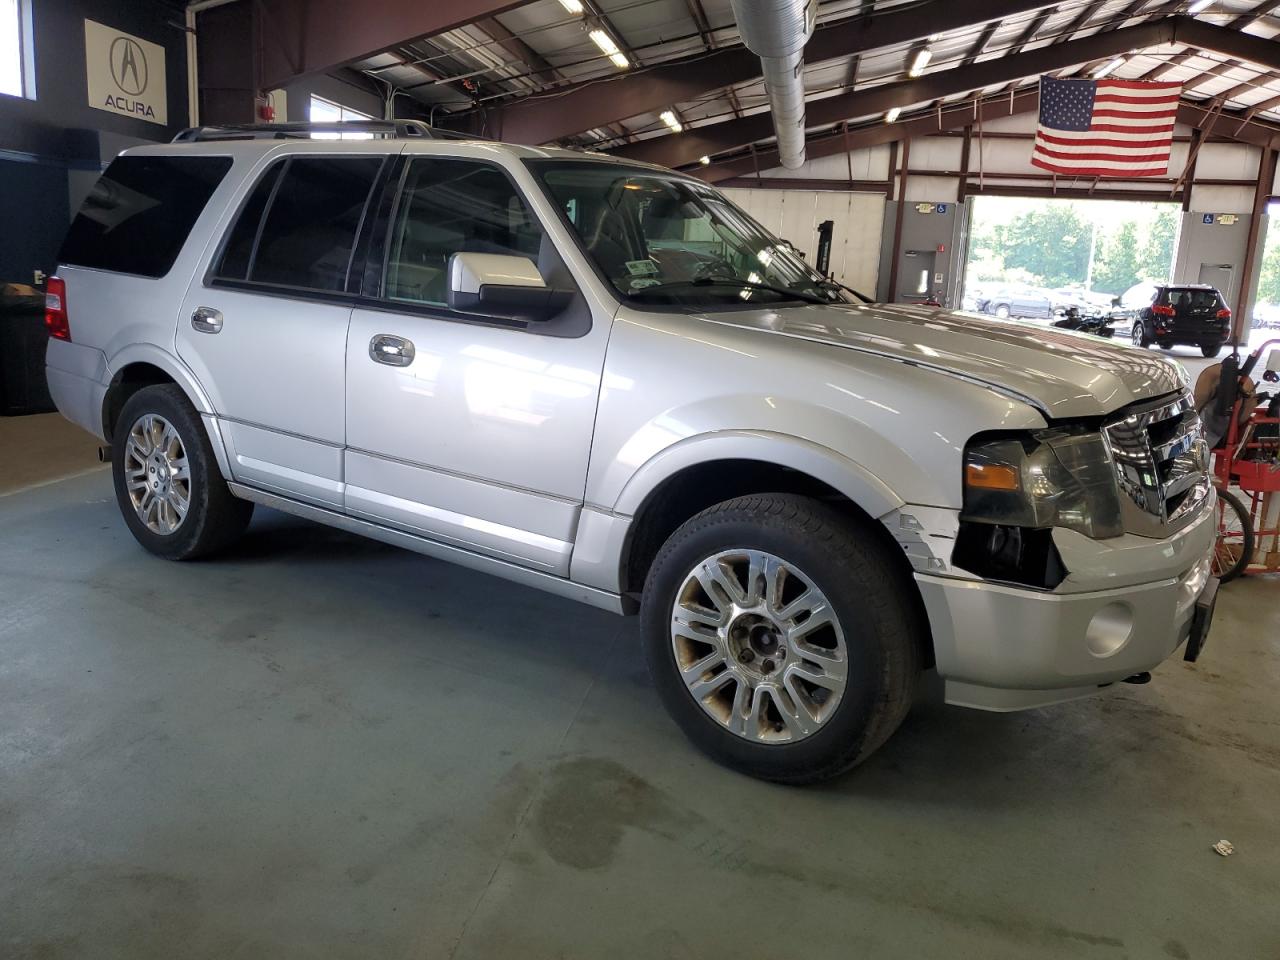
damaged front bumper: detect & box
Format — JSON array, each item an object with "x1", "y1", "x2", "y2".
[{"x1": 889, "y1": 496, "x2": 1217, "y2": 712}]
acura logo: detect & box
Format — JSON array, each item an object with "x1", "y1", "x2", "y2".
[{"x1": 109, "y1": 36, "x2": 148, "y2": 96}]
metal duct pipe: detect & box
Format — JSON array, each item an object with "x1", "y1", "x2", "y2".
[{"x1": 729, "y1": 0, "x2": 816, "y2": 168}]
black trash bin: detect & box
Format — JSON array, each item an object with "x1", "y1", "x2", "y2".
[{"x1": 0, "y1": 283, "x2": 54, "y2": 416}]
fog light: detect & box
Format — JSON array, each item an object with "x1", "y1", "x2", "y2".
[{"x1": 1086, "y1": 603, "x2": 1134, "y2": 657}]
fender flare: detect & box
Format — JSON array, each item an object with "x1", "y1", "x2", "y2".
[
  {"x1": 611, "y1": 430, "x2": 905, "y2": 521},
  {"x1": 104, "y1": 344, "x2": 234, "y2": 480}
]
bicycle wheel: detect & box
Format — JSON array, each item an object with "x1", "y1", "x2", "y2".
[{"x1": 1212, "y1": 488, "x2": 1254, "y2": 583}]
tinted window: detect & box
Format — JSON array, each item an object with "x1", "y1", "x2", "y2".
[
  {"x1": 59, "y1": 155, "x2": 232, "y2": 278},
  {"x1": 385, "y1": 159, "x2": 542, "y2": 306},
  {"x1": 1165, "y1": 288, "x2": 1223, "y2": 309},
  {"x1": 215, "y1": 162, "x2": 284, "y2": 281},
  {"x1": 248, "y1": 157, "x2": 383, "y2": 291}
]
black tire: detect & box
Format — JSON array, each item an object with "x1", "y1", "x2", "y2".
[
  {"x1": 994, "y1": 304, "x2": 1011, "y2": 319},
  {"x1": 1201, "y1": 342, "x2": 1223, "y2": 358},
  {"x1": 112, "y1": 384, "x2": 253, "y2": 560},
  {"x1": 640, "y1": 494, "x2": 924, "y2": 784},
  {"x1": 1212, "y1": 488, "x2": 1253, "y2": 584},
  {"x1": 1132, "y1": 321, "x2": 1152, "y2": 348}
]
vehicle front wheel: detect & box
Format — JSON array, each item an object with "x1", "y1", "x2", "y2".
[
  {"x1": 1132, "y1": 321, "x2": 1151, "y2": 348},
  {"x1": 640, "y1": 494, "x2": 924, "y2": 784},
  {"x1": 1201, "y1": 342, "x2": 1224, "y2": 358},
  {"x1": 994, "y1": 304, "x2": 1011, "y2": 319},
  {"x1": 112, "y1": 384, "x2": 253, "y2": 560}
]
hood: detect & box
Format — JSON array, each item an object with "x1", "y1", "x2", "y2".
[{"x1": 705, "y1": 303, "x2": 1185, "y2": 419}]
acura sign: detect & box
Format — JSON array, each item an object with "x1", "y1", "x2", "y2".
[{"x1": 85, "y1": 19, "x2": 167, "y2": 125}]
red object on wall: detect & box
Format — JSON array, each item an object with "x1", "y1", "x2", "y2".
[
  {"x1": 936, "y1": 243, "x2": 946, "y2": 253},
  {"x1": 258, "y1": 103, "x2": 275, "y2": 122}
]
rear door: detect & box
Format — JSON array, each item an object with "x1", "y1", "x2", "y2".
[
  {"x1": 177, "y1": 151, "x2": 391, "y2": 507},
  {"x1": 1168, "y1": 287, "x2": 1221, "y2": 336}
]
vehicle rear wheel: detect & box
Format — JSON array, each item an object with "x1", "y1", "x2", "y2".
[
  {"x1": 1201, "y1": 342, "x2": 1223, "y2": 358},
  {"x1": 113, "y1": 384, "x2": 253, "y2": 560},
  {"x1": 640, "y1": 494, "x2": 924, "y2": 784},
  {"x1": 1212, "y1": 488, "x2": 1253, "y2": 584},
  {"x1": 1132, "y1": 321, "x2": 1151, "y2": 348}
]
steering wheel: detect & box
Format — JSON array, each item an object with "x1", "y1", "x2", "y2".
[{"x1": 691, "y1": 256, "x2": 737, "y2": 282}]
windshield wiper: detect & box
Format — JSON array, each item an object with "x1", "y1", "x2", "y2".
[
  {"x1": 630, "y1": 276, "x2": 830, "y2": 305},
  {"x1": 816, "y1": 277, "x2": 874, "y2": 304}
]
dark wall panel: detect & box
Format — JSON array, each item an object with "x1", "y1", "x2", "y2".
[{"x1": 0, "y1": 0, "x2": 189, "y2": 281}]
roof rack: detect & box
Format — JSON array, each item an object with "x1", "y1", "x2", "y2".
[{"x1": 171, "y1": 120, "x2": 485, "y2": 143}]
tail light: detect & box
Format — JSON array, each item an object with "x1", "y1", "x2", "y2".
[
  {"x1": 1216, "y1": 307, "x2": 1231, "y2": 320},
  {"x1": 1151, "y1": 304, "x2": 1175, "y2": 317},
  {"x1": 44, "y1": 277, "x2": 70, "y2": 341}
]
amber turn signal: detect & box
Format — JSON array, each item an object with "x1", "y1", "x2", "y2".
[{"x1": 965, "y1": 462, "x2": 1019, "y2": 491}]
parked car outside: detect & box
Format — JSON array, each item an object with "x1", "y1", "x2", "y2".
[
  {"x1": 1252, "y1": 301, "x2": 1280, "y2": 330},
  {"x1": 44, "y1": 124, "x2": 1219, "y2": 783},
  {"x1": 976, "y1": 285, "x2": 1056, "y2": 319},
  {"x1": 1050, "y1": 286, "x2": 1116, "y2": 314},
  {"x1": 1130, "y1": 284, "x2": 1233, "y2": 356}
]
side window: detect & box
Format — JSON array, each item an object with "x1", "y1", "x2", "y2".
[
  {"x1": 384, "y1": 158, "x2": 543, "y2": 307},
  {"x1": 215, "y1": 156, "x2": 383, "y2": 292},
  {"x1": 59, "y1": 155, "x2": 232, "y2": 278},
  {"x1": 216, "y1": 162, "x2": 283, "y2": 281}
]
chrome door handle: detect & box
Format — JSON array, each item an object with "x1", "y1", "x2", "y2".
[
  {"x1": 191, "y1": 306, "x2": 223, "y2": 334},
  {"x1": 369, "y1": 334, "x2": 415, "y2": 366}
]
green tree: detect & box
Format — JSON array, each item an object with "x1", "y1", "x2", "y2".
[
  {"x1": 995, "y1": 206, "x2": 1091, "y2": 287},
  {"x1": 1257, "y1": 230, "x2": 1280, "y2": 306},
  {"x1": 1092, "y1": 221, "x2": 1144, "y2": 295},
  {"x1": 1137, "y1": 207, "x2": 1178, "y2": 286}
]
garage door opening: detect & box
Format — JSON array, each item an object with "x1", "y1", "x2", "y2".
[
  {"x1": 1252, "y1": 201, "x2": 1280, "y2": 349},
  {"x1": 961, "y1": 195, "x2": 1181, "y2": 321}
]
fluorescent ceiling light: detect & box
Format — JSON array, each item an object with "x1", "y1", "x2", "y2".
[
  {"x1": 659, "y1": 109, "x2": 683, "y2": 132},
  {"x1": 589, "y1": 28, "x2": 629, "y2": 68},
  {"x1": 909, "y1": 49, "x2": 931, "y2": 78},
  {"x1": 559, "y1": 0, "x2": 584, "y2": 12},
  {"x1": 885, "y1": 106, "x2": 901, "y2": 123},
  {"x1": 1187, "y1": 0, "x2": 1212, "y2": 12},
  {"x1": 1093, "y1": 57, "x2": 1124, "y2": 78},
  {"x1": 699, "y1": 155, "x2": 710, "y2": 165}
]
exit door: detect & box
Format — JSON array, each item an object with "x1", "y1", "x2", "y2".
[
  {"x1": 1198, "y1": 262, "x2": 1233, "y2": 299},
  {"x1": 900, "y1": 250, "x2": 937, "y2": 302}
]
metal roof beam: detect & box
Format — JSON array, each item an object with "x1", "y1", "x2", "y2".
[
  {"x1": 614, "y1": 18, "x2": 1181, "y2": 168},
  {"x1": 476, "y1": 0, "x2": 1060, "y2": 144},
  {"x1": 255, "y1": 0, "x2": 536, "y2": 91},
  {"x1": 694, "y1": 92, "x2": 1280, "y2": 184},
  {"x1": 613, "y1": 15, "x2": 1280, "y2": 169}
]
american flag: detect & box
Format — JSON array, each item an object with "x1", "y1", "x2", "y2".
[{"x1": 1031, "y1": 76, "x2": 1182, "y2": 177}]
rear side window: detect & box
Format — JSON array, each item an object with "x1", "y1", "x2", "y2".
[
  {"x1": 214, "y1": 156, "x2": 383, "y2": 292},
  {"x1": 59, "y1": 155, "x2": 232, "y2": 278}
]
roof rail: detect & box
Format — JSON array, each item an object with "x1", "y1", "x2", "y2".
[{"x1": 171, "y1": 120, "x2": 485, "y2": 143}]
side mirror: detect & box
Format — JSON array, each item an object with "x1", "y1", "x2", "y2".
[{"x1": 447, "y1": 252, "x2": 573, "y2": 323}]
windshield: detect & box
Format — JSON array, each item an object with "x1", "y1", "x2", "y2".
[{"x1": 525, "y1": 160, "x2": 851, "y2": 309}]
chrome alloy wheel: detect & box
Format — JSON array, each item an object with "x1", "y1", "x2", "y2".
[
  {"x1": 671, "y1": 550, "x2": 848, "y2": 744},
  {"x1": 124, "y1": 413, "x2": 191, "y2": 535}
]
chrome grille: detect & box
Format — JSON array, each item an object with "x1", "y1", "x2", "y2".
[{"x1": 1102, "y1": 392, "x2": 1211, "y2": 537}]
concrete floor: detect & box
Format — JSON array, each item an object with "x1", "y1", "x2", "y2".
[{"x1": 1, "y1": 414, "x2": 1278, "y2": 960}]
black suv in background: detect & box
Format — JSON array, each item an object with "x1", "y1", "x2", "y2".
[{"x1": 1130, "y1": 284, "x2": 1232, "y2": 356}]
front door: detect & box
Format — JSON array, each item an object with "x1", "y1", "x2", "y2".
[
  {"x1": 344, "y1": 156, "x2": 608, "y2": 575},
  {"x1": 177, "y1": 153, "x2": 388, "y2": 507}
]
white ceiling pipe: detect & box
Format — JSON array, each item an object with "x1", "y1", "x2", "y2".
[{"x1": 729, "y1": 0, "x2": 816, "y2": 168}]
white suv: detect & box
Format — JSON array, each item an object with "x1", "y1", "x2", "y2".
[{"x1": 45, "y1": 121, "x2": 1218, "y2": 783}]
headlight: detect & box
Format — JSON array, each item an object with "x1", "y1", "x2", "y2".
[{"x1": 963, "y1": 428, "x2": 1124, "y2": 540}]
